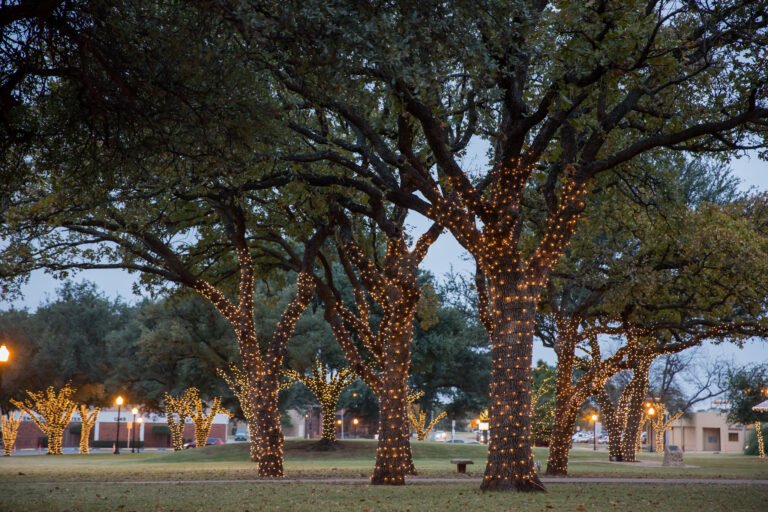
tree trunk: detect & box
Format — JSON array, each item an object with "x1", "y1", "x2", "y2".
[
  {"x1": 321, "y1": 403, "x2": 337, "y2": 444},
  {"x1": 480, "y1": 285, "x2": 545, "y2": 492},
  {"x1": 254, "y1": 381, "x2": 284, "y2": 477},
  {"x1": 545, "y1": 404, "x2": 578, "y2": 475},
  {"x1": 596, "y1": 394, "x2": 624, "y2": 461},
  {"x1": 620, "y1": 358, "x2": 651, "y2": 462},
  {"x1": 371, "y1": 324, "x2": 413, "y2": 485},
  {"x1": 546, "y1": 324, "x2": 578, "y2": 476}
]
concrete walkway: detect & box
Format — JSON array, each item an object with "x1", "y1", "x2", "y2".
[{"x1": 5, "y1": 477, "x2": 767, "y2": 486}]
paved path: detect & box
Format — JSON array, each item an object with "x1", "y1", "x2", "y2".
[{"x1": 5, "y1": 477, "x2": 767, "y2": 486}]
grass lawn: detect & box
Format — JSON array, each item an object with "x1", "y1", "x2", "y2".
[
  {"x1": 1, "y1": 482, "x2": 766, "y2": 512},
  {"x1": 1, "y1": 440, "x2": 766, "y2": 481},
  {"x1": 0, "y1": 441, "x2": 766, "y2": 511}
]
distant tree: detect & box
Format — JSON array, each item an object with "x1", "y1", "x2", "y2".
[{"x1": 724, "y1": 364, "x2": 768, "y2": 457}]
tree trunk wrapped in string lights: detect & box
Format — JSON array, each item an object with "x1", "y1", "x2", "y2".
[
  {"x1": 1, "y1": 411, "x2": 23, "y2": 456},
  {"x1": 756, "y1": 421, "x2": 766, "y2": 458},
  {"x1": 186, "y1": 388, "x2": 230, "y2": 449},
  {"x1": 218, "y1": 364, "x2": 259, "y2": 461},
  {"x1": 646, "y1": 403, "x2": 683, "y2": 453},
  {"x1": 283, "y1": 357, "x2": 355, "y2": 446},
  {"x1": 312, "y1": 209, "x2": 442, "y2": 485},
  {"x1": 11, "y1": 386, "x2": 77, "y2": 455},
  {"x1": 78, "y1": 405, "x2": 100, "y2": 454},
  {"x1": 545, "y1": 316, "x2": 633, "y2": 475},
  {"x1": 164, "y1": 388, "x2": 197, "y2": 452}
]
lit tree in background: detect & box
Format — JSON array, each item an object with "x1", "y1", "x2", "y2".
[
  {"x1": 225, "y1": 0, "x2": 768, "y2": 492},
  {"x1": 723, "y1": 364, "x2": 768, "y2": 458},
  {"x1": 77, "y1": 405, "x2": 100, "y2": 454},
  {"x1": 218, "y1": 365, "x2": 259, "y2": 461},
  {"x1": 541, "y1": 161, "x2": 768, "y2": 472},
  {"x1": 11, "y1": 386, "x2": 77, "y2": 455},
  {"x1": 408, "y1": 404, "x2": 447, "y2": 442},
  {"x1": 186, "y1": 388, "x2": 230, "y2": 449},
  {"x1": 164, "y1": 389, "x2": 196, "y2": 452},
  {"x1": 283, "y1": 357, "x2": 355, "y2": 447},
  {"x1": 1, "y1": 411, "x2": 22, "y2": 456}
]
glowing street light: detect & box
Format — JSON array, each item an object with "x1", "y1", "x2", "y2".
[
  {"x1": 136, "y1": 417, "x2": 143, "y2": 452},
  {"x1": 131, "y1": 407, "x2": 139, "y2": 453},
  {"x1": 647, "y1": 405, "x2": 656, "y2": 452},
  {"x1": 114, "y1": 396, "x2": 124, "y2": 455},
  {"x1": 0, "y1": 344, "x2": 9, "y2": 415}
]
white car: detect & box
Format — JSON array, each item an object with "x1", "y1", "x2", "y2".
[{"x1": 572, "y1": 432, "x2": 591, "y2": 442}]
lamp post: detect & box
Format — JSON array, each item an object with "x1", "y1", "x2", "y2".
[
  {"x1": 130, "y1": 408, "x2": 138, "y2": 453},
  {"x1": 352, "y1": 418, "x2": 359, "y2": 438},
  {"x1": 114, "y1": 396, "x2": 124, "y2": 454},
  {"x1": 0, "y1": 344, "x2": 9, "y2": 416},
  {"x1": 136, "y1": 417, "x2": 143, "y2": 453},
  {"x1": 647, "y1": 406, "x2": 656, "y2": 453},
  {"x1": 591, "y1": 414, "x2": 599, "y2": 451}
]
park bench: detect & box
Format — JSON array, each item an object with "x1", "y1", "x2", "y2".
[{"x1": 450, "y1": 458, "x2": 474, "y2": 474}]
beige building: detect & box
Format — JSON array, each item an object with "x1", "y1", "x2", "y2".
[{"x1": 667, "y1": 411, "x2": 745, "y2": 453}]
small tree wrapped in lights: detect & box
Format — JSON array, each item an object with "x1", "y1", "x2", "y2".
[
  {"x1": 1, "y1": 411, "x2": 23, "y2": 456},
  {"x1": 186, "y1": 387, "x2": 230, "y2": 448},
  {"x1": 164, "y1": 389, "x2": 197, "y2": 451},
  {"x1": 11, "y1": 385, "x2": 77, "y2": 455},
  {"x1": 78, "y1": 405, "x2": 100, "y2": 454},
  {"x1": 408, "y1": 405, "x2": 447, "y2": 441},
  {"x1": 283, "y1": 358, "x2": 355, "y2": 447}
]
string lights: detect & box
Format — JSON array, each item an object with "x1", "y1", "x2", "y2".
[
  {"x1": 78, "y1": 405, "x2": 100, "y2": 454},
  {"x1": 218, "y1": 364, "x2": 260, "y2": 462},
  {"x1": 163, "y1": 388, "x2": 197, "y2": 451},
  {"x1": 756, "y1": 421, "x2": 765, "y2": 458},
  {"x1": 186, "y1": 387, "x2": 230, "y2": 448},
  {"x1": 1, "y1": 411, "x2": 22, "y2": 456},
  {"x1": 408, "y1": 404, "x2": 447, "y2": 441},
  {"x1": 11, "y1": 385, "x2": 77, "y2": 455},
  {"x1": 283, "y1": 357, "x2": 355, "y2": 444}
]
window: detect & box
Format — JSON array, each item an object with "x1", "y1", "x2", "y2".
[{"x1": 728, "y1": 433, "x2": 738, "y2": 442}]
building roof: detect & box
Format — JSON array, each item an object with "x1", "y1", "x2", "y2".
[{"x1": 752, "y1": 399, "x2": 768, "y2": 412}]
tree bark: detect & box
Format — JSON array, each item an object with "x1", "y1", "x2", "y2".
[
  {"x1": 370, "y1": 324, "x2": 413, "y2": 485},
  {"x1": 253, "y1": 380, "x2": 284, "y2": 477},
  {"x1": 321, "y1": 403, "x2": 337, "y2": 443},
  {"x1": 595, "y1": 391, "x2": 623, "y2": 461},
  {"x1": 480, "y1": 283, "x2": 545, "y2": 491},
  {"x1": 545, "y1": 404, "x2": 578, "y2": 476},
  {"x1": 620, "y1": 357, "x2": 652, "y2": 462}
]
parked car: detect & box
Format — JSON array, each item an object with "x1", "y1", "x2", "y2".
[
  {"x1": 183, "y1": 437, "x2": 225, "y2": 449},
  {"x1": 444, "y1": 439, "x2": 465, "y2": 444},
  {"x1": 571, "y1": 432, "x2": 591, "y2": 442},
  {"x1": 233, "y1": 435, "x2": 248, "y2": 442},
  {"x1": 598, "y1": 434, "x2": 609, "y2": 444}
]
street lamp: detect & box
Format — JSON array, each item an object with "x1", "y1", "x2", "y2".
[
  {"x1": 647, "y1": 406, "x2": 656, "y2": 453},
  {"x1": 352, "y1": 418, "x2": 359, "y2": 437},
  {"x1": 591, "y1": 414, "x2": 599, "y2": 451},
  {"x1": 136, "y1": 417, "x2": 143, "y2": 453},
  {"x1": 0, "y1": 344, "x2": 9, "y2": 415},
  {"x1": 130, "y1": 407, "x2": 138, "y2": 453},
  {"x1": 114, "y1": 396, "x2": 124, "y2": 454}
]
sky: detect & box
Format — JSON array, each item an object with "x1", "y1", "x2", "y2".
[{"x1": 2, "y1": 151, "x2": 767, "y2": 378}]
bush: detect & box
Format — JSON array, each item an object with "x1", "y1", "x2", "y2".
[{"x1": 743, "y1": 425, "x2": 768, "y2": 456}]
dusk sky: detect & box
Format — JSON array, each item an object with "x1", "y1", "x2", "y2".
[{"x1": 3, "y1": 151, "x2": 767, "y2": 375}]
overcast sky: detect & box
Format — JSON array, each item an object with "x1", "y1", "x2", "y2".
[{"x1": 2, "y1": 152, "x2": 767, "y2": 376}]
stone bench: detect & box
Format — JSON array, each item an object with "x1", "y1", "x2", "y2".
[
  {"x1": 663, "y1": 445, "x2": 684, "y2": 467},
  {"x1": 450, "y1": 458, "x2": 474, "y2": 474}
]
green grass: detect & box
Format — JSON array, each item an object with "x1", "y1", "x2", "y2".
[
  {"x1": 1, "y1": 442, "x2": 766, "y2": 511},
  {"x1": 1, "y1": 440, "x2": 767, "y2": 482},
  {"x1": 1, "y1": 482, "x2": 766, "y2": 512}
]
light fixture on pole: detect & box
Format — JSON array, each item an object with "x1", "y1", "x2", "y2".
[
  {"x1": 136, "y1": 417, "x2": 143, "y2": 453},
  {"x1": 0, "y1": 344, "x2": 9, "y2": 416},
  {"x1": 647, "y1": 406, "x2": 656, "y2": 453},
  {"x1": 114, "y1": 396, "x2": 124, "y2": 454},
  {"x1": 131, "y1": 407, "x2": 138, "y2": 453}
]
